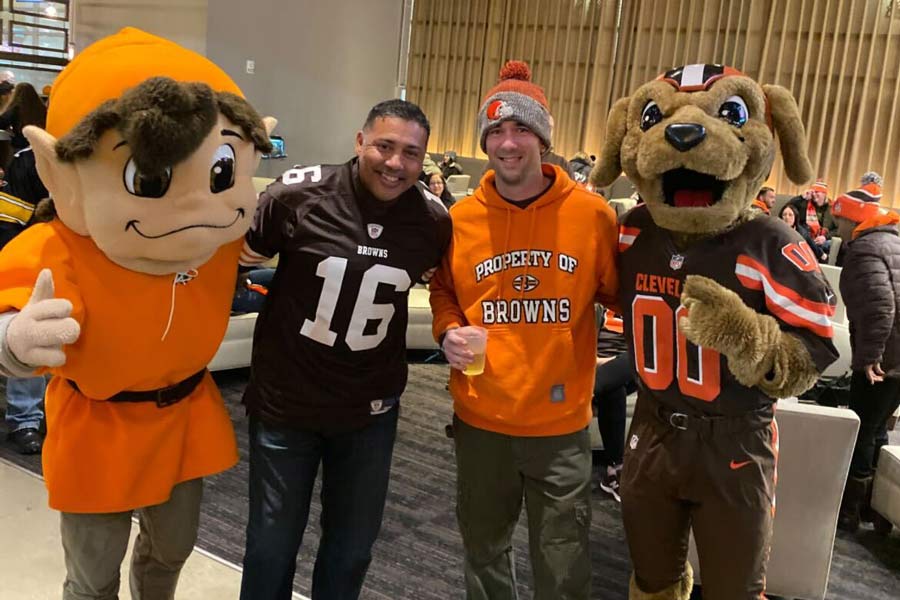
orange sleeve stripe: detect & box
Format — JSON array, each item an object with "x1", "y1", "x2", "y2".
[
  {"x1": 735, "y1": 257, "x2": 834, "y2": 338},
  {"x1": 618, "y1": 226, "x2": 639, "y2": 251}
]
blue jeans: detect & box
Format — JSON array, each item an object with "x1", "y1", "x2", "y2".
[
  {"x1": 240, "y1": 406, "x2": 399, "y2": 600},
  {"x1": 5, "y1": 376, "x2": 46, "y2": 432},
  {"x1": 232, "y1": 268, "x2": 275, "y2": 314}
]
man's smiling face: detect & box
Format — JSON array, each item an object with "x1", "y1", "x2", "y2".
[{"x1": 74, "y1": 114, "x2": 260, "y2": 273}]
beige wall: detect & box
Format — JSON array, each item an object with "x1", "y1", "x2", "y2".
[
  {"x1": 68, "y1": 0, "x2": 406, "y2": 178},
  {"x1": 207, "y1": 0, "x2": 406, "y2": 178},
  {"x1": 73, "y1": 0, "x2": 208, "y2": 55}
]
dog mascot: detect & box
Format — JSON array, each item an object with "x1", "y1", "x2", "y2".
[
  {"x1": 0, "y1": 28, "x2": 274, "y2": 598},
  {"x1": 592, "y1": 64, "x2": 839, "y2": 599}
]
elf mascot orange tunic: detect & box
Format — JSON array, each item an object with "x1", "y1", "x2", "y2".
[{"x1": 0, "y1": 28, "x2": 275, "y2": 598}]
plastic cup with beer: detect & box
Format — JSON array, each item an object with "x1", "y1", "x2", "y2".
[{"x1": 458, "y1": 326, "x2": 488, "y2": 376}]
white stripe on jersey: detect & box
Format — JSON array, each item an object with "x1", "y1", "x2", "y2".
[
  {"x1": 734, "y1": 262, "x2": 832, "y2": 331},
  {"x1": 618, "y1": 232, "x2": 636, "y2": 247}
]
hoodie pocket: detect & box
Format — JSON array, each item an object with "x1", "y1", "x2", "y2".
[{"x1": 479, "y1": 326, "x2": 578, "y2": 411}]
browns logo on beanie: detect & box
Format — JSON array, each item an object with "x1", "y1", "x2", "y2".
[
  {"x1": 832, "y1": 178, "x2": 883, "y2": 224},
  {"x1": 477, "y1": 60, "x2": 551, "y2": 152}
]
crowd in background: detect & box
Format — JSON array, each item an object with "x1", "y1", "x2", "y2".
[{"x1": 0, "y1": 72, "x2": 51, "y2": 456}]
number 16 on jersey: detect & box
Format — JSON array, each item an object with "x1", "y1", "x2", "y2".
[{"x1": 300, "y1": 256, "x2": 412, "y2": 351}]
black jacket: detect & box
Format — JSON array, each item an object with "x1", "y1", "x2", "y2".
[{"x1": 839, "y1": 220, "x2": 900, "y2": 376}]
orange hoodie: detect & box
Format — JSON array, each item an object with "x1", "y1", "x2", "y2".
[{"x1": 429, "y1": 164, "x2": 619, "y2": 437}]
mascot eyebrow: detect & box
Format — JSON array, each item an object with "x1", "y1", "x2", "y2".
[{"x1": 55, "y1": 76, "x2": 272, "y2": 176}]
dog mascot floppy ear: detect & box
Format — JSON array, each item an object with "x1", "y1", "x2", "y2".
[
  {"x1": 0, "y1": 28, "x2": 275, "y2": 597},
  {"x1": 593, "y1": 64, "x2": 838, "y2": 599}
]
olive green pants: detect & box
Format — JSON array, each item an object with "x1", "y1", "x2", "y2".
[
  {"x1": 60, "y1": 478, "x2": 203, "y2": 600},
  {"x1": 453, "y1": 415, "x2": 592, "y2": 600}
]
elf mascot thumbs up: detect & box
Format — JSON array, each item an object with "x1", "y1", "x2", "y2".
[{"x1": 0, "y1": 28, "x2": 275, "y2": 598}]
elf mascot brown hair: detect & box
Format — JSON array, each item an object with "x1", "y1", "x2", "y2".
[
  {"x1": 0, "y1": 28, "x2": 275, "y2": 596},
  {"x1": 592, "y1": 64, "x2": 839, "y2": 600}
]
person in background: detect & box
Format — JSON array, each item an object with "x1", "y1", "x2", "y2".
[
  {"x1": 439, "y1": 150, "x2": 463, "y2": 179},
  {"x1": 0, "y1": 82, "x2": 47, "y2": 155},
  {"x1": 238, "y1": 99, "x2": 451, "y2": 600},
  {"x1": 430, "y1": 60, "x2": 618, "y2": 600},
  {"x1": 1, "y1": 134, "x2": 51, "y2": 454},
  {"x1": 751, "y1": 186, "x2": 776, "y2": 214},
  {"x1": 420, "y1": 152, "x2": 442, "y2": 182},
  {"x1": 569, "y1": 151, "x2": 595, "y2": 186},
  {"x1": 427, "y1": 171, "x2": 455, "y2": 209},
  {"x1": 779, "y1": 203, "x2": 828, "y2": 262},
  {"x1": 789, "y1": 178, "x2": 834, "y2": 258},
  {"x1": 0, "y1": 81, "x2": 12, "y2": 111},
  {"x1": 592, "y1": 308, "x2": 636, "y2": 502},
  {"x1": 231, "y1": 268, "x2": 275, "y2": 315},
  {"x1": 832, "y1": 173, "x2": 900, "y2": 532}
]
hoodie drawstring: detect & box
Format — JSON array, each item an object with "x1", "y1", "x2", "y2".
[
  {"x1": 497, "y1": 206, "x2": 513, "y2": 300},
  {"x1": 520, "y1": 208, "x2": 537, "y2": 302}
]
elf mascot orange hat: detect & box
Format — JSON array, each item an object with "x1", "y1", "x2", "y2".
[{"x1": 47, "y1": 26, "x2": 246, "y2": 138}]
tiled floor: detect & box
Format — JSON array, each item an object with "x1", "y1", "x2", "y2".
[{"x1": 0, "y1": 458, "x2": 299, "y2": 600}]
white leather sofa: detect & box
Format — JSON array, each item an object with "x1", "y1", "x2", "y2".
[{"x1": 872, "y1": 446, "x2": 900, "y2": 534}]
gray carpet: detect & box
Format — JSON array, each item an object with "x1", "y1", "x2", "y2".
[{"x1": 2, "y1": 366, "x2": 899, "y2": 599}]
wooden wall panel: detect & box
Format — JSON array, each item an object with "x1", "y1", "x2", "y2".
[{"x1": 408, "y1": 0, "x2": 900, "y2": 204}]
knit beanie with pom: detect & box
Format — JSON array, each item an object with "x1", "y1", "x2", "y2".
[
  {"x1": 832, "y1": 179, "x2": 883, "y2": 223},
  {"x1": 477, "y1": 60, "x2": 551, "y2": 152}
]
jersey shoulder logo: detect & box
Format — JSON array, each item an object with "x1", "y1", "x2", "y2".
[{"x1": 367, "y1": 223, "x2": 384, "y2": 239}]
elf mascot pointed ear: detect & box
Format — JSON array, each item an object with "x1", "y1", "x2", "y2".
[
  {"x1": 0, "y1": 27, "x2": 275, "y2": 517},
  {"x1": 591, "y1": 64, "x2": 839, "y2": 600}
]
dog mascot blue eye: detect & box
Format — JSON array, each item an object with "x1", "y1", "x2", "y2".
[
  {"x1": 641, "y1": 100, "x2": 664, "y2": 131},
  {"x1": 718, "y1": 95, "x2": 748, "y2": 127}
]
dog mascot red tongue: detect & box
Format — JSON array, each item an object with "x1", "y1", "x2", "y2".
[
  {"x1": 591, "y1": 64, "x2": 839, "y2": 599},
  {"x1": 674, "y1": 189, "x2": 713, "y2": 207}
]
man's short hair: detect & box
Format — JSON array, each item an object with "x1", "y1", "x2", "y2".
[
  {"x1": 363, "y1": 99, "x2": 430, "y2": 140},
  {"x1": 757, "y1": 186, "x2": 774, "y2": 199}
]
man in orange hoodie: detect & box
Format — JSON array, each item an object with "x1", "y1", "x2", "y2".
[{"x1": 429, "y1": 60, "x2": 619, "y2": 599}]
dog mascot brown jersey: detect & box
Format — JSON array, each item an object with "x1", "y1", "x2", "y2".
[{"x1": 592, "y1": 64, "x2": 839, "y2": 599}]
